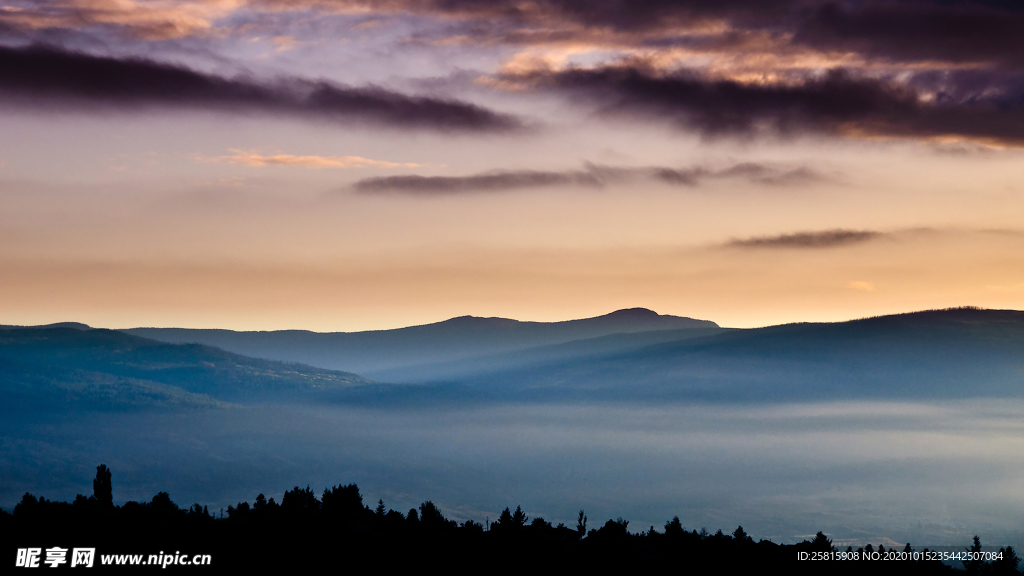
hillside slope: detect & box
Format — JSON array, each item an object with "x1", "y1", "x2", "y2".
[
  {"x1": 438, "y1": 308, "x2": 1024, "y2": 402},
  {"x1": 125, "y1": 308, "x2": 719, "y2": 376},
  {"x1": 0, "y1": 327, "x2": 373, "y2": 411}
]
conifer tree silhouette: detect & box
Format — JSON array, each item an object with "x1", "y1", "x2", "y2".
[
  {"x1": 964, "y1": 535, "x2": 986, "y2": 576},
  {"x1": 93, "y1": 464, "x2": 112, "y2": 509},
  {"x1": 992, "y1": 545, "x2": 1020, "y2": 575},
  {"x1": 511, "y1": 505, "x2": 528, "y2": 527}
]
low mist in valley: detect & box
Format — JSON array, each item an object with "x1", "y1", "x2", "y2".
[{"x1": 5, "y1": 400, "x2": 1024, "y2": 549}]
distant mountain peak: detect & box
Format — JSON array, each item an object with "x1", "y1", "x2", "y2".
[
  {"x1": 439, "y1": 315, "x2": 522, "y2": 326},
  {"x1": 0, "y1": 321, "x2": 92, "y2": 330},
  {"x1": 41, "y1": 322, "x2": 93, "y2": 330},
  {"x1": 602, "y1": 308, "x2": 660, "y2": 319}
]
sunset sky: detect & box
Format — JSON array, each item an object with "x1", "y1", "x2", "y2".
[{"x1": 2, "y1": 0, "x2": 1024, "y2": 331}]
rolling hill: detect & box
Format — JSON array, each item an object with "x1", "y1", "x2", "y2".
[
  {"x1": 124, "y1": 308, "x2": 719, "y2": 378},
  {"x1": 5, "y1": 307, "x2": 1023, "y2": 409},
  {"x1": 428, "y1": 307, "x2": 1024, "y2": 403},
  {"x1": 0, "y1": 326, "x2": 373, "y2": 411}
]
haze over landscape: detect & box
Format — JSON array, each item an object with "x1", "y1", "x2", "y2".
[{"x1": 3, "y1": 0, "x2": 1024, "y2": 564}]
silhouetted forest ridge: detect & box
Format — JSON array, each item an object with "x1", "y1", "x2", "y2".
[{"x1": 2, "y1": 465, "x2": 1019, "y2": 573}]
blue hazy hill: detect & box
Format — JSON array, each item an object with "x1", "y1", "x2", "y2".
[
  {"x1": 0, "y1": 326, "x2": 372, "y2": 411},
  {"x1": 5, "y1": 307, "x2": 1024, "y2": 409},
  {"x1": 124, "y1": 308, "x2": 719, "y2": 378},
  {"x1": 418, "y1": 307, "x2": 1024, "y2": 403}
]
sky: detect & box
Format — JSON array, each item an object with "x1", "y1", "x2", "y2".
[{"x1": 2, "y1": 0, "x2": 1024, "y2": 331}]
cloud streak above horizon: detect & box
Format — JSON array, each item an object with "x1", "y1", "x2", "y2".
[
  {"x1": 0, "y1": 44, "x2": 521, "y2": 132},
  {"x1": 213, "y1": 150, "x2": 420, "y2": 169},
  {"x1": 352, "y1": 162, "x2": 824, "y2": 194},
  {"x1": 728, "y1": 229, "x2": 881, "y2": 249}
]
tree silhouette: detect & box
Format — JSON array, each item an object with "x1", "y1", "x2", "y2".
[
  {"x1": 321, "y1": 483, "x2": 363, "y2": 521},
  {"x1": 809, "y1": 532, "x2": 832, "y2": 552},
  {"x1": 964, "y1": 535, "x2": 986, "y2": 576},
  {"x1": 282, "y1": 486, "x2": 319, "y2": 516},
  {"x1": 511, "y1": 505, "x2": 528, "y2": 527},
  {"x1": 419, "y1": 501, "x2": 454, "y2": 531},
  {"x1": 732, "y1": 525, "x2": 751, "y2": 542},
  {"x1": 149, "y1": 492, "x2": 181, "y2": 517},
  {"x1": 590, "y1": 518, "x2": 630, "y2": 541},
  {"x1": 494, "y1": 506, "x2": 513, "y2": 531},
  {"x1": 0, "y1": 461, "x2": 983, "y2": 573},
  {"x1": 992, "y1": 545, "x2": 1020, "y2": 575},
  {"x1": 93, "y1": 464, "x2": 112, "y2": 509}
]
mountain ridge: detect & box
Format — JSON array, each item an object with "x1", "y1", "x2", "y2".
[
  {"x1": 0, "y1": 327, "x2": 373, "y2": 411},
  {"x1": 4, "y1": 307, "x2": 1024, "y2": 407},
  {"x1": 122, "y1": 308, "x2": 719, "y2": 375}
]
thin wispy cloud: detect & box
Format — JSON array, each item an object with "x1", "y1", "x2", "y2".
[
  {"x1": 214, "y1": 150, "x2": 420, "y2": 169},
  {"x1": 848, "y1": 281, "x2": 876, "y2": 292},
  {"x1": 728, "y1": 229, "x2": 881, "y2": 249},
  {"x1": 353, "y1": 169, "x2": 605, "y2": 194},
  {"x1": 0, "y1": 0, "x2": 238, "y2": 40},
  {"x1": 353, "y1": 162, "x2": 825, "y2": 194},
  {"x1": 653, "y1": 163, "x2": 825, "y2": 187}
]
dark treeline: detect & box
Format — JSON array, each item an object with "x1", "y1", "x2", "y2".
[{"x1": 1, "y1": 465, "x2": 1019, "y2": 573}]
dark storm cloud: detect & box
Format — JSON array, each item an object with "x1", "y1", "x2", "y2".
[
  {"x1": 504, "y1": 0, "x2": 1024, "y2": 67},
  {"x1": 514, "y1": 65, "x2": 1024, "y2": 145},
  {"x1": 0, "y1": 44, "x2": 521, "y2": 132},
  {"x1": 353, "y1": 162, "x2": 824, "y2": 194},
  {"x1": 8, "y1": 2, "x2": 1024, "y2": 69},
  {"x1": 729, "y1": 229, "x2": 880, "y2": 249},
  {"x1": 271, "y1": 1, "x2": 1024, "y2": 67},
  {"x1": 498, "y1": 0, "x2": 1024, "y2": 67},
  {"x1": 264, "y1": 0, "x2": 794, "y2": 32},
  {"x1": 792, "y1": 1, "x2": 1024, "y2": 68}
]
